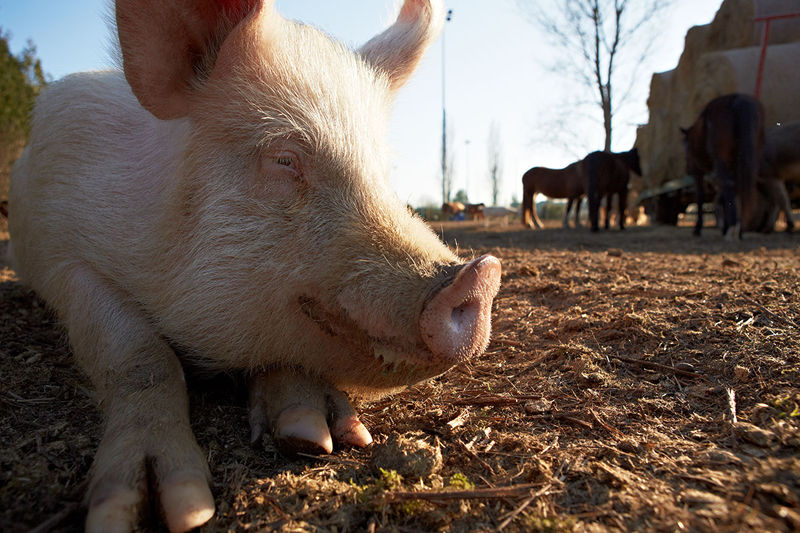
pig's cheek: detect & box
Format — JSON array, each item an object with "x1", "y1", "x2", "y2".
[{"x1": 258, "y1": 177, "x2": 299, "y2": 201}]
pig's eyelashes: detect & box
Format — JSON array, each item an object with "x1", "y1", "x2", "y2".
[{"x1": 272, "y1": 151, "x2": 302, "y2": 178}]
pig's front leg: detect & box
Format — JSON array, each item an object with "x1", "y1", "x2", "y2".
[
  {"x1": 63, "y1": 268, "x2": 214, "y2": 533},
  {"x1": 248, "y1": 369, "x2": 373, "y2": 456}
]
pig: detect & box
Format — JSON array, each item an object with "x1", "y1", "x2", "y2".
[{"x1": 7, "y1": 0, "x2": 502, "y2": 531}]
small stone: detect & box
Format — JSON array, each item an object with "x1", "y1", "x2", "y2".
[
  {"x1": 733, "y1": 365, "x2": 749, "y2": 381},
  {"x1": 524, "y1": 398, "x2": 553, "y2": 414}
]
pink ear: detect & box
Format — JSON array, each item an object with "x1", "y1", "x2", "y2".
[
  {"x1": 116, "y1": 0, "x2": 265, "y2": 120},
  {"x1": 359, "y1": 0, "x2": 444, "y2": 92}
]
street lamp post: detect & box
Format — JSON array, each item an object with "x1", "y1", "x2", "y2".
[
  {"x1": 441, "y1": 9, "x2": 452, "y2": 206},
  {"x1": 464, "y1": 139, "x2": 471, "y2": 203}
]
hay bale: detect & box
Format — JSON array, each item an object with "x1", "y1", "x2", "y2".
[
  {"x1": 640, "y1": 0, "x2": 800, "y2": 191},
  {"x1": 640, "y1": 69, "x2": 684, "y2": 190},
  {"x1": 709, "y1": 0, "x2": 800, "y2": 51},
  {"x1": 647, "y1": 70, "x2": 675, "y2": 112},
  {"x1": 676, "y1": 24, "x2": 712, "y2": 90},
  {"x1": 633, "y1": 125, "x2": 652, "y2": 193},
  {"x1": 688, "y1": 42, "x2": 800, "y2": 126}
]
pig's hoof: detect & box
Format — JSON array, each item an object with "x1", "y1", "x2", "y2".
[
  {"x1": 248, "y1": 369, "x2": 373, "y2": 456},
  {"x1": 159, "y1": 472, "x2": 215, "y2": 532},
  {"x1": 332, "y1": 414, "x2": 373, "y2": 448},
  {"x1": 86, "y1": 486, "x2": 140, "y2": 533},
  {"x1": 274, "y1": 406, "x2": 333, "y2": 456}
]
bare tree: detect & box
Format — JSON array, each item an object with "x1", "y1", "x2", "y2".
[
  {"x1": 487, "y1": 121, "x2": 503, "y2": 206},
  {"x1": 519, "y1": 0, "x2": 669, "y2": 152}
]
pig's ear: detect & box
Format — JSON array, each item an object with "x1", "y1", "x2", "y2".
[
  {"x1": 115, "y1": 0, "x2": 266, "y2": 119},
  {"x1": 359, "y1": 0, "x2": 444, "y2": 92}
]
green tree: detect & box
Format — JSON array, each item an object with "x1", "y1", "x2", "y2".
[
  {"x1": 0, "y1": 29, "x2": 47, "y2": 198},
  {"x1": 452, "y1": 189, "x2": 469, "y2": 204}
]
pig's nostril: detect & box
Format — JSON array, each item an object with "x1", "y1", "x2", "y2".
[
  {"x1": 451, "y1": 300, "x2": 478, "y2": 332},
  {"x1": 420, "y1": 254, "x2": 501, "y2": 361}
]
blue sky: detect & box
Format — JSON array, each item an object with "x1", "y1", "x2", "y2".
[{"x1": 0, "y1": 0, "x2": 721, "y2": 207}]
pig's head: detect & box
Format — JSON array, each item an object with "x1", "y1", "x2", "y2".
[{"x1": 116, "y1": 0, "x2": 501, "y2": 397}]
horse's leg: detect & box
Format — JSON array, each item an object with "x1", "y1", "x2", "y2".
[
  {"x1": 531, "y1": 192, "x2": 543, "y2": 229},
  {"x1": 765, "y1": 178, "x2": 795, "y2": 233},
  {"x1": 604, "y1": 194, "x2": 613, "y2": 230},
  {"x1": 618, "y1": 189, "x2": 628, "y2": 230},
  {"x1": 692, "y1": 174, "x2": 704, "y2": 236},
  {"x1": 563, "y1": 198, "x2": 573, "y2": 229},
  {"x1": 588, "y1": 192, "x2": 600, "y2": 232},
  {"x1": 521, "y1": 182, "x2": 533, "y2": 228},
  {"x1": 715, "y1": 160, "x2": 738, "y2": 239},
  {"x1": 574, "y1": 197, "x2": 583, "y2": 228}
]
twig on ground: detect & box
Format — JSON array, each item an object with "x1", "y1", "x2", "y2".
[
  {"x1": 590, "y1": 409, "x2": 625, "y2": 439},
  {"x1": 496, "y1": 494, "x2": 534, "y2": 530},
  {"x1": 457, "y1": 439, "x2": 497, "y2": 476},
  {"x1": 295, "y1": 452, "x2": 363, "y2": 467},
  {"x1": 453, "y1": 393, "x2": 546, "y2": 407},
  {"x1": 382, "y1": 483, "x2": 546, "y2": 503},
  {"x1": 609, "y1": 354, "x2": 703, "y2": 379},
  {"x1": 528, "y1": 412, "x2": 594, "y2": 430},
  {"x1": 726, "y1": 388, "x2": 737, "y2": 424},
  {"x1": 740, "y1": 293, "x2": 799, "y2": 329}
]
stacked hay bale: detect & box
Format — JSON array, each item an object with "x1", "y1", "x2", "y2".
[{"x1": 636, "y1": 0, "x2": 800, "y2": 196}]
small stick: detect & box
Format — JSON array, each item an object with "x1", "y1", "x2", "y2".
[
  {"x1": 452, "y1": 393, "x2": 546, "y2": 406},
  {"x1": 740, "y1": 293, "x2": 799, "y2": 328},
  {"x1": 590, "y1": 409, "x2": 625, "y2": 439},
  {"x1": 609, "y1": 354, "x2": 702, "y2": 378},
  {"x1": 295, "y1": 452, "x2": 363, "y2": 467},
  {"x1": 727, "y1": 388, "x2": 737, "y2": 424},
  {"x1": 493, "y1": 338, "x2": 525, "y2": 348},
  {"x1": 496, "y1": 494, "x2": 535, "y2": 531},
  {"x1": 528, "y1": 412, "x2": 594, "y2": 430},
  {"x1": 382, "y1": 483, "x2": 544, "y2": 502},
  {"x1": 457, "y1": 440, "x2": 497, "y2": 476}
]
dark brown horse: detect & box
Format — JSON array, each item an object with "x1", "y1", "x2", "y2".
[
  {"x1": 681, "y1": 93, "x2": 764, "y2": 239},
  {"x1": 521, "y1": 161, "x2": 584, "y2": 229},
  {"x1": 757, "y1": 122, "x2": 800, "y2": 232},
  {"x1": 583, "y1": 148, "x2": 641, "y2": 232}
]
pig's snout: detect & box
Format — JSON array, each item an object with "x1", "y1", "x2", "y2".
[{"x1": 420, "y1": 255, "x2": 502, "y2": 361}]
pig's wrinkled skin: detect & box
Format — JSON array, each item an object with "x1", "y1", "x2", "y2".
[{"x1": 7, "y1": 0, "x2": 501, "y2": 531}]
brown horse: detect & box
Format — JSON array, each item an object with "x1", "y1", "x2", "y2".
[
  {"x1": 583, "y1": 148, "x2": 641, "y2": 232},
  {"x1": 441, "y1": 201, "x2": 465, "y2": 220},
  {"x1": 681, "y1": 93, "x2": 764, "y2": 239},
  {"x1": 521, "y1": 161, "x2": 584, "y2": 229},
  {"x1": 757, "y1": 122, "x2": 800, "y2": 232}
]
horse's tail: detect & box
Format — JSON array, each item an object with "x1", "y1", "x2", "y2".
[
  {"x1": 733, "y1": 96, "x2": 762, "y2": 230},
  {"x1": 583, "y1": 153, "x2": 601, "y2": 232}
]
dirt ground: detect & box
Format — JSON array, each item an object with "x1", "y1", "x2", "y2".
[{"x1": 2, "y1": 217, "x2": 799, "y2": 532}]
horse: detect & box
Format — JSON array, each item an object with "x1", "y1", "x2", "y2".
[
  {"x1": 681, "y1": 93, "x2": 764, "y2": 239},
  {"x1": 441, "y1": 201, "x2": 465, "y2": 220},
  {"x1": 466, "y1": 203, "x2": 486, "y2": 221},
  {"x1": 582, "y1": 148, "x2": 642, "y2": 232},
  {"x1": 521, "y1": 161, "x2": 584, "y2": 229},
  {"x1": 757, "y1": 121, "x2": 800, "y2": 232}
]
